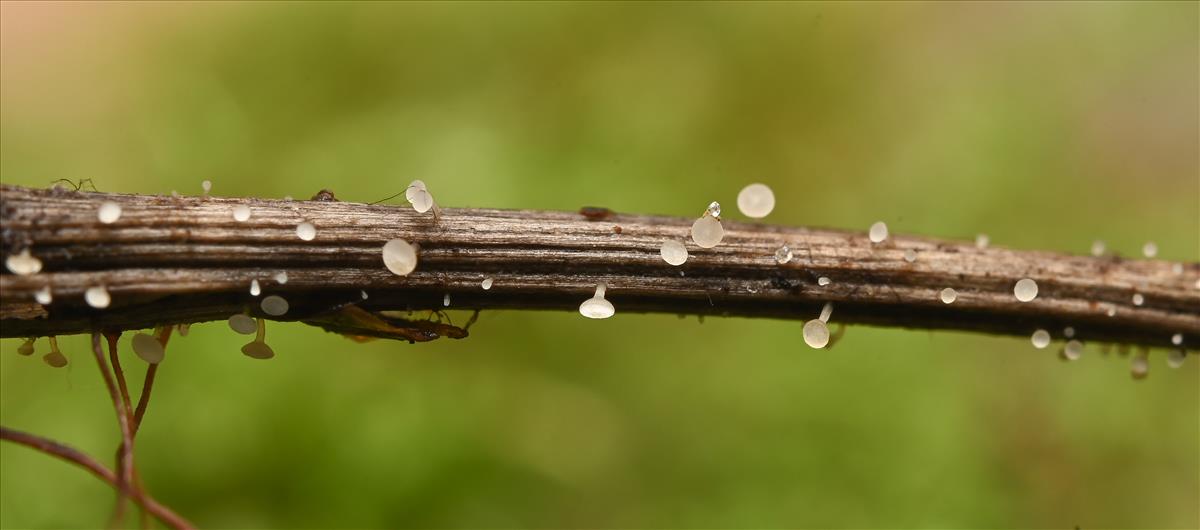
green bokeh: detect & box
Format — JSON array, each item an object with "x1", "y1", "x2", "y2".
[{"x1": 2, "y1": 2, "x2": 1197, "y2": 528}]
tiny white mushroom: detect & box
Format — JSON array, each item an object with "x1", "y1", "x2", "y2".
[
  {"x1": 360, "y1": 290, "x2": 369, "y2": 300},
  {"x1": 274, "y1": 271, "x2": 289, "y2": 284},
  {"x1": 443, "y1": 294, "x2": 451, "y2": 307},
  {"x1": 17, "y1": 338, "x2": 35, "y2": 356},
  {"x1": 43, "y1": 337, "x2": 67, "y2": 368},
  {"x1": 868, "y1": 221, "x2": 888, "y2": 244},
  {"x1": 232, "y1": 205, "x2": 251, "y2": 222},
  {"x1": 1091, "y1": 240, "x2": 1106, "y2": 257},
  {"x1": 228, "y1": 314, "x2": 258, "y2": 335},
  {"x1": 6, "y1": 249, "x2": 43, "y2": 276},
  {"x1": 382, "y1": 239, "x2": 419, "y2": 276},
  {"x1": 261, "y1": 295, "x2": 289, "y2": 316},
  {"x1": 690, "y1": 203, "x2": 724, "y2": 249},
  {"x1": 481, "y1": 278, "x2": 493, "y2": 290},
  {"x1": 132, "y1": 333, "x2": 165, "y2": 364},
  {"x1": 939, "y1": 288, "x2": 957, "y2": 304},
  {"x1": 1063, "y1": 340, "x2": 1083, "y2": 361},
  {"x1": 35, "y1": 286, "x2": 52, "y2": 305},
  {"x1": 579, "y1": 283, "x2": 615, "y2": 319},
  {"x1": 1031, "y1": 329, "x2": 1050, "y2": 349},
  {"x1": 201, "y1": 180, "x2": 212, "y2": 195},
  {"x1": 903, "y1": 249, "x2": 917, "y2": 263},
  {"x1": 241, "y1": 318, "x2": 275, "y2": 360},
  {"x1": 405, "y1": 179, "x2": 427, "y2": 202},
  {"x1": 774, "y1": 245, "x2": 793, "y2": 265},
  {"x1": 736, "y1": 183, "x2": 775, "y2": 218},
  {"x1": 1014, "y1": 278, "x2": 1038, "y2": 302},
  {"x1": 97, "y1": 202, "x2": 122, "y2": 224},
  {"x1": 1106, "y1": 306, "x2": 1117, "y2": 317},
  {"x1": 85, "y1": 286, "x2": 111, "y2": 309},
  {"x1": 1142, "y1": 241, "x2": 1158, "y2": 258},
  {"x1": 1131, "y1": 351, "x2": 1149, "y2": 380},
  {"x1": 1166, "y1": 349, "x2": 1186, "y2": 369},
  {"x1": 817, "y1": 277, "x2": 831, "y2": 286},
  {"x1": 803, "y1": 319, "x2": 830, "y2": 349},
  {"x1": 1132, "y1": 293, "x2": 1144, "y2": 306},
  {"x1": 249, "y1": 279, "x2": 261, "y2": 296},
  {"x1": 1063, "y1": 326, "x2": 1075, "y2": 339},
  {"x1": 1171, "y1": 333, "x2": 1183, "y2": 346},
  {"x1": 660, "y1": 240, "x2": 688, "y2": 266},
  {"x1": 1171, "y1": 263, "x2": 1183, "y2": 275},
  {"x1": 975, "y1": 234, "x2": 989, "y2": 249},
  {"x1": 818, "y1": 302, "x2": 833, "y2": 323},
  {"x1": 296, "y1": 222, "x2": 317, "y2": 241}
]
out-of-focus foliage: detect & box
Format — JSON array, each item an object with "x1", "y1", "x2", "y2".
[{"x1": 1, "y1": 2, "x2": 1197, "y2": 528}]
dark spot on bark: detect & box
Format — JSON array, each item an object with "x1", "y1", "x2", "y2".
[
  {"x1": 311, "y1": 189, "x2": 338, "y2": 202},
  {"x1": 612, "y1": 225, "x2": 622, "y2": 234},
  {"x1": 579, "y1": 206, "x2": 612, "y2": 221}
]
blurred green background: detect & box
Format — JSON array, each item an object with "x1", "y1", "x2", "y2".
[{"x1": 2, "y1": 1, "x2": 1197, "y2": 528}]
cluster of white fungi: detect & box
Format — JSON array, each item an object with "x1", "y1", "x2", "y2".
[{"x1": 4, "y1": 178, "x2": 1193, "y2": 376}]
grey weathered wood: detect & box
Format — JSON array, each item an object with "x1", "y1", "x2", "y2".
[{"x1": 1, "y1": 184, "x2": 1196, "y2": 348}]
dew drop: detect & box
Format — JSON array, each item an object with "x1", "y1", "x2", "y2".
[
  {"x1": 482, "y1": 278, "x2": 493, "y2": 290},
  {"x1": 85, "y1": 286, "x2": 111, "y2": 308},
  {"x1": 774, "y1": 245, "x2": 793, "y2": 265},
  {"x1": 1031, "y1": 329, "x2": 1050, "y2": 349},
  {"x1": 690, "y1": 216, "x2": 724, "y2": 248},
  {"x1": 903, "y1": 249, "x2": 917, "y2": 263},
  {"x1": 382, "y1": 239, "x2": 419, "y2": 276},
  {"x1": 939, "y1": 288, "x2": 957, "y2": 304},
  {"x1": 1131, "y1": 293, "x2": 1144, "y2": 306},
  {"x1": 132, "y1": 333, "x2": 165, "y2": 364},
  {"x1": 1166, "y1": 349, "x2": 1186, "y2": 369},
  {"x1": 228, "y1": 314, "x2": 257, "y2": 335},
  {"x1": 97, "y1": 202, "x2": 122, "y2": 224},
  {"x1": 817, "y1": 277, "x2": 831, "y2": 286},
  {"x1": 35, "y1": 286, "x2": 52, "y2": 305},
  {"x1": 1014, "y1": 278, "x2": 1038, "y2": 302},
  {"x1": 1142, "y1": 241, "x2": 1158, "y2": 258},
  {"x1": 249, "y1": 279, "x2": 261, "y2": 296},
  {"x1": 660, "y1": 240, "x2": 688, "y2": 266},
  {"x1": 579, "y1": 283, "x2": 615, "y2": 319},
  {"x1": 1063, "y1": 340, "x2": 1083, "y2": 361},
  {"x1": 736, "y1": 183, "x2": 775, "y2": 218},
  {"x1": 274, "y1": 271, "x2": 288, "y2": 284},
  {"x1": 1131, "y1": 352, "x2": 1149, "y2": 380},
  {"x1": 803, "y1": 319, "x2": 830, "y2": 349},
  {"x1": 1171, "y1": 333, "x2": 1183, "y2": 346},
  {"x1": 1063, "y1": 326, "x2": 1075, "y2": 339},
  {"x1": 705, "y1": 201, "x2": 721, "y2": 218},
  {"x1": 6, "y1": 249, "x2": 43, "y2": 276},
  {"x1": 443, "y1": 294, "x2": 451, "y2": 307},
  {"x1": 296, "y1": 222, "x2": 317, "y2": 241},
  {"x1": 975, "y1": 234, "x2": 990, "y2": 249},
  {"x1": 201, "y1": 180, "x2": 212, "y2": 194},
  {"x1": 261, "y1": 295, "x2": 289, "y2": 316},
  {"x1": 868, "y1": 221, "x2": 888, "y2": 243},
  {"x1": 17, "y1": 338, "x2": 35, "y2": 356},
  {"x1": 232, "y1": 205, "x2": 251, "y2": 222},
  {"x1": 1091, "y1": 240, "x2": 1106, "y2": 257}
]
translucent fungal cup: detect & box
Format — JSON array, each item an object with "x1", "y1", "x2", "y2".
[
  {"x1": 383, "y1": 239, "x2": 419, "y2": 276},
  {"x1": 736, "y1": 183, "x2": 775, "y2": 218},
  {"x1": 132, "y1": 333, "x2": 165, "y2": 364},
  {"x1": 1014, "y1": 279, "x2": 1038, "y2": 302},
  {"x1": 868, "y1": 222, "x2": 888, "y2": 244},
  {"x1": 660, "y1": 240, "x2": 689, "y2": 266},
  {"x1": 579, "y1": 283, "x2": 615, "y2": 319}
]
